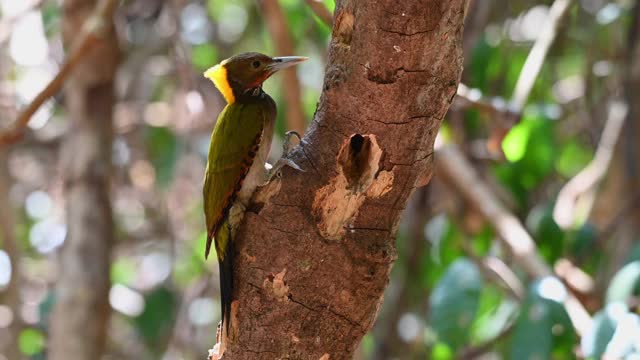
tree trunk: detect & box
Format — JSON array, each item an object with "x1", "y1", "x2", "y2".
[
  {"x1": 220, "y1": 0, "x2": 466, "y2": 358},
  {"x1": 48, "y1": 0, "x2": 119, "y2": 358},
  {"x1": 590, "y1": 1, "x2": 640, "y2": 292}
]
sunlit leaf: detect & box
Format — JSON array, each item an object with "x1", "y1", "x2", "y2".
[
  {"x1": 502, "y1": 120, "x2": 532, "y2": 162},
  {"x1": 191, "y1": 44, "x2": 218, "y2": 71},
  {"x1": 432, "y1": 342, "x2": 454, "y2": 360},
  {"x1": 111, "y1": 258, "x2": 137, "y2": 285},
  {"x1": 556, "y1": 140, "x2": 593, "y2": 177},
  {"x1": 18, "y1": 328, "x2": 45, "y2": 356},
  {"x1": 471, "y1": 286, "x2": 517, "y2": 344}
]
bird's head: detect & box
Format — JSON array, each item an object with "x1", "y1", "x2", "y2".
[{"x1": 204, "y1": 52, "x2": 308, "y2": 104}]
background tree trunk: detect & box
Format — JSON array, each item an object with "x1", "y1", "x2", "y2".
[
  {"x1": 221, "y1": 0, "x2": 466, "y2": 358},
  {"x1": 48, "y1": 0, "x2": 120, "y2": 358},
  {"x1": 590, "y1": 1, "x2": 640, "y2": 294}
]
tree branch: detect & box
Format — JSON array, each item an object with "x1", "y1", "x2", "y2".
[
  {"x1": 259, "y1": 0, "x2": 307, "y2": 135},
  {"x1": 436, "y1": 145, "x2": 592, "y2": 336},
  {"x1": 510, "y1": 0, "x2": 574, "y2": 112},
  {"x1": 553, "y1": 101, "x2": 628, "y2": 228},
  {"x1": 0, "y1": 0, "x2": 119, "y2": 146},
  {"x1": 305, "y1": 0, "x2": 333, "y2": 26},
  {"x1": 48, "y1": 0, "x2": 120, "y2": 358},
  {"x1": 209, "y1": 1, "x2": 467, "y2": 358}
]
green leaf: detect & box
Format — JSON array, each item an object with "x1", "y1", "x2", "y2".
[
  {"x1": 526, "y1": 205, "x2": 565, "y2": 264},
  {"x1": 471, "y1": 287, "x2": 517, "y2": 344},
  {"x1": 133, "y1": 286, "x2": 178, "y2": 354},
  {"x1": 432, "y1": 342, "x2": 454, "y2": 360},
  {"x1": 111, "y1": 258, "x2": 137, "y2": 285},
  {"x1": 173, "y1": 232, "x2": 208, "y2": 286},
  {"x1": 556, "y1": 140, "x2": 593, "y2": 177},
  {"x1": 502, "y1": 120, "x2": 532, "y2": 162},
  {"x1": 581, "y1": 308, "x2": 617, "y2": 359},
  {"x1": 191, "y1": 44, "x2": 218, "y2": 71},
  {"x1": 509, "y1": 279, "x2": 577, "y2": 359},
  {"x1": 428, "y1": 258, "x2": 483, "y2": 349},
  {"x1": 145, "y1": 126, "x2": 180, "y2": 187},
  {"x1": 606, "y1": 261, "x2": 640, "y2": 304},
  {"x1": 18, "y1": 328, "x2": 45, "y2": 356}
]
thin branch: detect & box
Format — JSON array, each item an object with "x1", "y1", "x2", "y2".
[
  {"x1": 305, "y1": 0, "x2": 333, "y2": 26},
  {"x1": 0, "y1": 0, "x2": 120, "y2": 146},
  {"x1": 457, "y1": 319, "x2": 516, "y2": 359},
  {"x1": 436, "y1": 145, "x2": 592, "y2": 336},
  {"x1": 553, "y1": 101, "x2": 628, "y2": 229},
  {"x1": 259, "y1": 0, "x2": 307, "y2": 135},
  {"x1": 454, "y1": 83, "x2": 517, "y2": 119},
  {"x1": 462, "y1": 236, "x2": 525, "y2": 300},
  {"x1": 510, "y1": 0, "x2": 574, "y2": 112}
]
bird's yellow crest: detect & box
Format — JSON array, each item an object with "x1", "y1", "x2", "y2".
[{"x1": 204, "y1": 63, "x2": 236, "y2": 104}]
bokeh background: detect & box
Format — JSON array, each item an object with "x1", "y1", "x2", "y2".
[{"x1": 1, "y1": 0, "x2": 640, "y2": 359}]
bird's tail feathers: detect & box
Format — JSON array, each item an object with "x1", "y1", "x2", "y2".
[{"x1": 217, "y1": 221, "x2": 234, "y2": 336}]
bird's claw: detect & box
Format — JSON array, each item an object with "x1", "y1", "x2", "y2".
[
  {"x1": 265, "y1": 131, "x2": 305, "y2": 182},
  {"x1": 282, "y1": 130, "x2": 302, "y2": 157}
]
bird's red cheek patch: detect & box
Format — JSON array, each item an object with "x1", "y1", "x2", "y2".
[{"x1": 313, "y1": 134, "x2": 394, "y2": 240}]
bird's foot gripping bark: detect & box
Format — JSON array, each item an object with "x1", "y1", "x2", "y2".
[{"x1": 267, "y1": 131, "x2": 305, "y2": 182}]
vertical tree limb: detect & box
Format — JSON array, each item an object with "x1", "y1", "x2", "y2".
[
  {"x1": 0, "y1": 153, "x2": 21, "y2": 360},
  {"x1": 590, "y1": 0, "x2": 640, "y2": 294},
  {"x1": 305, "y1": 0, "x2": 333, "y2": 26},
  {"x1": 211, "y1": 0, "x2": 467, "y2": 358},
  {"x1": 259, "y1": 0, "x2": 307, "y2": 135},
  {"x1": 48, "y1": 0, "x2": 120, "y2": 358}
]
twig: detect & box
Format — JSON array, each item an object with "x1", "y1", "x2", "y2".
[
  {"x1": 259, "y1": 0, "x2": 307, "y2": 135},
  {"x1": 0, "y1": 0, "x2": 120, "y2": 146},
  {"x1": 305, "y1": 0, "x2": 333, "y2": 26},
  {"x1": 457, "y1": 318, "x2": 517, "y2": 359},
  {"x1": 481, "y1": 255, "x2": 525, "y2": 300},
  {"x1": 553, "y1": 101, "x2": 628, "y2": 229},
  {"x1": 554, "y1": 258, "x2": 595, "y2": 296},
  {"x1": 510, "y1": 0, "x2": 574, "y2": 112},
  {"x1": 486, "y1": 0, "x2": 574, "y2": 152},
  {"x1": 454, "y1": 83, "x2": 517, "y2": 119},
  {"x1": 436, "y1": 145, "x2": 592, "y2": 336}
]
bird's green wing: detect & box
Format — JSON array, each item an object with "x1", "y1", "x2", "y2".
[{"x1": 203, "y1": 101, "x2": 266, "y2": 260}]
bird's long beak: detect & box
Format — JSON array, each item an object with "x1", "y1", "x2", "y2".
[{"x1": 267, "y1": 56, "x2": 309, "y2": 73}]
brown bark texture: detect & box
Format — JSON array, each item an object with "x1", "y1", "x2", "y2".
[
  {"x1": 222, "y1": 0, "x2": 465, "y2": 358},
  {"x1": 48, "y1": 0, "x2": 119, "y2": 359}
]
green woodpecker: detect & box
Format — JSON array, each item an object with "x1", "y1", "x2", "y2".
[{"x1": 202, "y1": 52, "x2": 307, "y2": 333}]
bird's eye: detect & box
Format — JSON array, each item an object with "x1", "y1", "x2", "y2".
[{"x1": 252, "y1": 60, "x2": 261, "y2": 69}]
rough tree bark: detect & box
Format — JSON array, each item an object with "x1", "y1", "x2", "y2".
[
  {"x1": 48, "y1": 0, "x2": 119, "y2": 358},
  {"x1": 218, "y1": 0, "x2": 466, "y2": 358}
]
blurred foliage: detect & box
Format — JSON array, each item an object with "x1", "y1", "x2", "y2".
[{"x1": 1, "y1": 0, "x2": 640, "y2": 359}]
